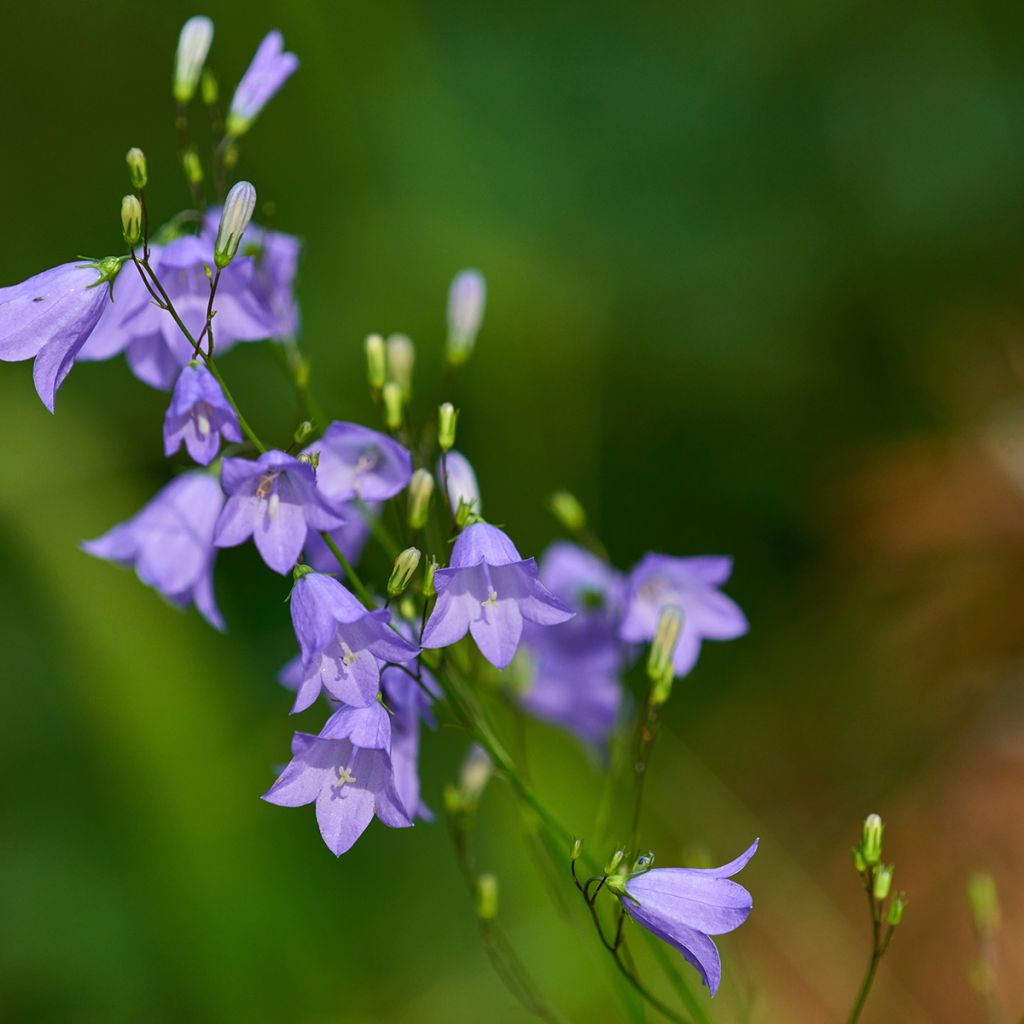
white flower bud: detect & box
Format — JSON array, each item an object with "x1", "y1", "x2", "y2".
[
  {"x1": 173, "y1": 16, "x2": 214, "y2": 104},
  {"x1": 407, "y1": 469, "x2": 434, "y2": 531},
  {"x1": 215, "y1": 181, "x2": 256, "y2": 268},
  {"x1": 648, "y1": 604, "x2": 682, "y2": 704},
  {"x1": 382, "y1": 381, "x2": 403, "y2": 431},
  {"x1": 126, "y1": 148, "x2": 147, "y2": 190},
  {"x1": 365, "y1": 333, "x2": 386, "y2": 391},
  {"x1": 386, "y1": 333, "x2": 415, "y2": 399},
  {"x1": 121, "y1": 195, "x2": 143, "y2": 247},
  {"x1": 439, "y1": 450, "x2": 481, "y2": 519},
  {"x1": 387, "y1": 547, "x2": 421, "y2": 598},
  {"x1": 445, "y1": 269, "x2": 486, "y2": 366}
]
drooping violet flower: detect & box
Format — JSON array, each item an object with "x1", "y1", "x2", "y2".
[
  {"x1": 262, "y1": 720, "x2": 411, "y2": 857},
  {"x1": 82, "y1": 471, "x2": 225, "y2": 629},
  {"x1": 214, "y1": 451, "x2": 344, "y2": 574},
  {"x1": 286, "y1": 571, "x2": 418, "y2": 713},
  {"x1": 382, "y1": 663, "x2": 434, "y2": 821},
  {"x1": 163, "y1": 363, "x2": 242, "y2": 465},
  {"x1": 421, "y1": 523, "x2": 574, "y2": 669},
  {"x1": 77, "y1": 235, "x2": 277, "y2": 390},
  {"x1": 445, "y1": 269, "x2": 486, "y2": 366},
  {"x1": 518, "y1": 543, "x2": 627, "y2": 745},
  {"x1": 620, "y1": 554, "x2": 747, "y2": 677},
  {"x1": 610, "y1": 839, "x2": 758, "y2": 996},
  {"x1": 226, "y1": 31, "x2": 299, "y2": 137},
  {"x1": 302, "y1": 503, "x2": 374, "y2": 573},
  {"x1": 304, "y1": 422, "x2": 412, "y2": 506},
  {"x1": 437, "y1": 450, "x2": 481, "y2": 518},
  {"x1": 0, "y1": 257, "x2": 123, "y2": 411}
]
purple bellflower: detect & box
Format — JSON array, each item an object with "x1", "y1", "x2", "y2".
[
  {"x1": 304, "y1": 422, "x2": 412, "y2": 506},
  {"x1": 438, "y1": 449, "x2": 481, "y2": 518},
  {"x1": 519, "y1": 542, "x2": 626, "y2": 746},
  {"x1": 382, "y1": 664, "x2": 434, "y2": 822},
  {"x1": 421, "y1": 522, "x2": 574, "y2": 669},
  {"x1": 163, "y1": 363, "x2": 242, "y2": 465},
  {"x1": 0, "y1": 257, "x2": 122, "y2": 411},
  {"x1": 613, "y1": 839, "x2": 758, "y2": 996},
  {"x1": 286, "y1": 571, "x2": 419, "y2": 713},
  {"x1": 620, "y1": 554, "x2": 748, "y2": 677},
  {"x1": 77, "y1": 235, "x2": 277, "y2": 390},
  {"x1": 302, "y1": 505, "x2": 374, "y2": 574},
  {"x1": 226, "y1": 31, "x2": 298, "y2": 137},
  {"x1": 214, "y1": 451, "x2": 344, "y2": 574},
  {"x1": 262, "y1": 708, "x2": 411, "y2": 857},
  {"x1": 82, "y1": 471, "x2": 225, "y2": 629}
]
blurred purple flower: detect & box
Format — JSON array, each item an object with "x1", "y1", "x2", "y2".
[
  {"x1": 620, "y1": 554, "x2": 747, "y2": 677},
  {"x1": 618, "y1": 839, "x2": 758, "y2": 996},
  {"x1": 437, "y1": 450, "x2": 480, "y2": 517},
  {"x1": 227, "y1": 31, "x2": 298, "y2": 135},
  {"x1": 422, "y1": 522, "x2": 573, "y2": 669},
  {"x1": 163, "y1": 363, "x2": 241, "y2": 465},
  {"x1": 82, "y1": 471, "x2": 225, "y2": 629},
  {"x1": 214, "y1": 451, "x2": 344, "y2": 574},
  {"x1": 302, "y1": 504, "x2": 374, "y2": 573},
  {"x1": 305, "y1": 422, "x2": 412, "y2": 506},
  {"x1": 0, "y1": 259, "x2": 121, "y2": 411}
]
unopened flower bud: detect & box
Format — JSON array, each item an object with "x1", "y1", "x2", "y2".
[
  {"x1": 382, "y1": 381, "x2": 403, "y2": 430},
  {"x1": 173, "y1": 16, "x2": 214, "y2": 104},
  {"x1": 182, "y1": 150, "x2": 204, "y2": 186},
  {"x1": 570, "y1": 838, "x2": 583, "y2": 863},
  {"x1": 549, "y1": 490, "x2": 586, "y2": 532},
  {"x1": 862, "y1": 814, "x2": 883, "y2": 866},
  {"x1": 648, "y1": 605, "x2": 682, "y2": 704},
  {"x1": 407, "y1": 469, "x2": 434, "y2": 531},
  {"x1": 443, "y1": 783, "x2": 463, "y2": 816},
  {"x1": 438, "y1": 402, "x2": 458, "y2": 452},
  {"x1": 424, "y1": 555, "x2": 438, "y2": 597},
  {"x1": 632, "y1": 852, "x2": 655, "y2": 872},
  {"x1": 215, "y1": 181, "x2": 256, "y2": 268},
  {"x1": 365, "y1": 333, "x2": 386, "y2": 392},
  {"x1": 605, "y1": 849, "x2": 625, "y2": 874},
  {"x1": 873, "y1": 864, "x2": 893, "y2": 901},
  {"x1": 967, "y1": 873, "x2": 1000, "y2": 933},
  {"x1": 459, "y1": 744, "x2": 493, "y2": 810},
  {"x1": 126, "y1": 147, "x2": 148, "y2": 190},
  {"x1": 439, "y1": 450, "x2": 481, "y2": 518},
  {"x1": 852, "y1": 848, "x2": 867, "y2": 873},
  {"x1": 445, "y1": 268, "x2": 486, "y2": 366},
  {"x1": 201, "y1": 68, "x2": 219, "y2": 105},
  {"x1": 293, "y1": 420, "x2": 315, "y2": 445},
  {"x1": 887, "y1": 892, "x2": 906, "y2": 926},
  {"x1": 386, "y1": 333, "x2": 415, "y2": 399},
  {"x1": 387, "y1": 547, "x2": 421, "y2": 598},
  {"x1": 121, "y1": 195, "x2": 143, "y2": 247},
  {"x1": 475, "y1": 874, "x2": 499, "y2": 921}
]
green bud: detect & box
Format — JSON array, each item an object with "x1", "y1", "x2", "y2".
[
  {"x1": 292, "y1": 563, "x2": 314, "y2": 582},
  {"x1": 365, "y1": 333, "x2": 386, "y2": 392},
  {"x1": 570, "y1": 838, "x2": 583, "y2": 863},
  {"x1": 605, "y1": 849, "x2": 625, "y2": 874},
  {"x1": 887, "y1": 892, "x2": 906, "y2": 926},
  {"x1": 647, "y1": 605, "x2": 682, "y2": 705},
  {"x1": 852, "y1": 848, "x2": 867, "y2": 873},
  {"x1": 603, "y1": 874, "x2": 628, "y2": 898},
  {"x1": 459, "y1": 745, "x2": 493, "y2": 810},
  {"x1": 201, "y1": 68, "x2": 219, "y2": 105},
  {"x1": 873, "y1": 864, "x2": 893, "y2": 902},
  {"x1": 121, "y1": 195, "x2": 143, "y2": 247},
  {"x1": 126, "y1": 147, "x2": 148, "y2": 190},
  {"x1": 438, "y1": 402, "x2": 458, "y2": 452},
  {"x1": 386, "y1": 333, "x2": 415, "y2": 399},
  {"x1": 475, "y1": 874, "x2": 499, "y2": 921},
  {"x1": 442, "y1": 783, "x2": 463, "y2": 816},
  {"x1": 862, "y1": 814, "x2": 883, "y2": 866},
  {"x1": 387, "y1": 547, "x2": 422, "y2": 598},
  {"x1": 407, "y1": 470, "x2": 434, "y2": 531},
  {"x1": 182, "y1": 149, "x2": 204, "y2": 186},
  {"x1": 454, "y1": 499, "x2": 476, "y2": 530},
  {"x1": 967, "y1": 873, "x2": 1000, "y2": 933},
  {"x1": 215, "y1": 181, "x2": 257, "y2": 269},
  {"x1": 549, "y1": 490, "x2": 586, "y2": 532},
  {"x1": 423, "y1": 555, "x2": 438, "y2": 597},
  {"x1": 382, "y1": 381, "x2": 403, "y2": 430},
  {"x1": 293, "y1": 420, "x2": 315, "y2": 446}
]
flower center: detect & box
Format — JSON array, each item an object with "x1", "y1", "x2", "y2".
[
  {"x1": 191, "y1": 401, "x2": 213, "y2": 437},
  {"x1": 331, "y1": 762, "x2": 357, "y2": 800},
  {"x1": 481, "y1": 589, "x2": 499, "y2": 608},
  {"x1": 339, "y1": 641, "x2": 357, "y2": 666}
]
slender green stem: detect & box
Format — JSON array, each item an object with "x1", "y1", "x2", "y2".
[{"x1": 319, "y1": 532, "x2": 373, "y2": 607}]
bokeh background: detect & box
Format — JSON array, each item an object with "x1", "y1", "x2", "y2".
[{"x1": 2, "y1": 1, "x2": 1023, "y2": 1021}]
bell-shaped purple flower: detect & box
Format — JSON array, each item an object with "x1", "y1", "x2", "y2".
[
  {"x1": 304, "y1": 422, "x2": 412, "y2": 507},
  {"x1": 302, "y1": 503, "x2": 374, "y2": 573},
  {"x1": 163, "y1": 363, "x2": 242, "y2": 465},
  {"x1": 287, "y1": 571, "x2": 419, "y2": 713},
  {"x1": 227, "y1": 31, "x2": 299, "y2": 136},
  {"x1": 1, "y1": 258, "x2": 121, "y2": 411},
  {"x1": 421, "y1": 523, "x2": 574, "y2": 669},
  {"x1": 262, "y1": 713, "x2": 411, "y2": 857},
  {"x1": 616, "y1": 839, "x2": 758, "y2": 997},
  {"x1": 620, "y1": 554, "x2": 748, "y2": 677},
  {"x1": 82, "y1": 471, "x2": 225, "y2": 629},
  {"x1": 214, "y1": 451, "x2": 344, "y2": 574}
]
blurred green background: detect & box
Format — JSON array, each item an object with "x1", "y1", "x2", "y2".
[{"x1": 2, "y1": 1, "x2": 1024, "y2": 1021}]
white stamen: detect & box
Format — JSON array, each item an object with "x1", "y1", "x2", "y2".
[{"x1": 267, "y1": 492, "x2": 280, "y2": 519}]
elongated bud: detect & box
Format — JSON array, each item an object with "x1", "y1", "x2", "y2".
[
  {"x1": 549, "y1": 490, "x2": 586, "y2": 532},
  {"x1": 387, "y1": 547, "x2": 421, "y2": 598},
  {"x1": 887, "y1": 892, "x2": 906, "y2": 926},
  {"x1": 459, "y1": 745, "x2": 493, "y2": 811},
  {"x1": 475, "y1": 874, "x2": 499, "y2": 921},
  {"x1": 648, "y1": 605, "x2": 682, "y2": 704},
  {"x1": 862, "y1": 814, "x2": 884, "y2": 866},
  {"x1": 382, "y1": 381, "x2": 403, "y2": 430},
  {"x1": 439, "y1": 451, "x2": 481, "y2": 518},
  {"x1": 408, "y1": 470, "x2": 435, "y2": 531},
  {"x1": 121, "y1": 195, "x2": 143, "y2": 247},
  {"x1": 423, "y1": 555, "x2": 438, "y2": 597},
  {"x1": 445, "y1": 268, "x2": 486, "y2": 366},
  {"x1": 605, "y1": 849, "x2": 625, "y2": 874},
  {"x1": 215, "y1": 181, "x2": 256, "y2": 268},
  {"x1": 386, "y1": 333, "x2": 415, "y2": 399},
  {"x1": 365, "y1": 333, "x2": 386, "y2": 392},
  {"x1": 967, "y1": 873, "x2": 1000, "y2": 933},
  {"x1": 201, "y1": 68, "x2": 219, "y2": 105},
  {"x1": 126, "y1": 147, "x2": 148, "y2": 190},
  {"x1": 438, "y1": 402, "x2": 458, "y2": 452},
  {"x1": 182, "y1": 150, "x2": 204, "y2": 186},
  {"x1": 293, "y1": 420, "x2": 315, "y2": 445},
  {"x1": 570, "y1": 838, "x2": 583, "y2": 863},
  {"x1": 852, "y1": 848, "x2": 867, "y2": 873},
  {"x1": 443, "y1": 783, "x2": 463, "y2": 816},
  {"x1": 174, "y1": 16, "x2": 214, "y2": 104},
  {"x1": 873, "y1": 864, "x2": 893, "y2": 901},
  {"x1": 632, "y1": 852, "x2": 655, "y2": 872}
]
